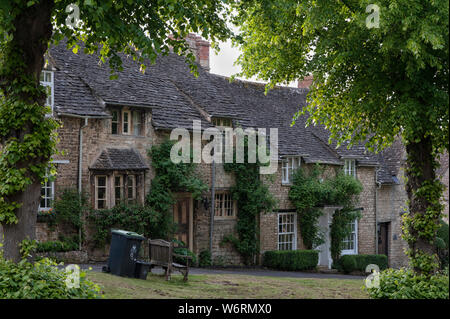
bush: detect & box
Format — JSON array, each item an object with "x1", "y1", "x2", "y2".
[
  {"x1": 366, "y1": 268, "x2": 449, "y2": 299},
  {"x1": 263, "y1": 250, "x2": 318, "y2": 271},
  {"x1": 335, "y1": 254, "x2": 388, "y2": 273},
  {"x1": 198, "y1": 250, "x2": 212, "y2": 267},
  {"x1": 36, "y1": 239, "x2": 79, "y2": 253},
  {"x1": 436, "y1": 220, "x2": 449, "y2": 270},
  {"x1": 0, "y1": 256, "x2": 102, "y2": 299}
]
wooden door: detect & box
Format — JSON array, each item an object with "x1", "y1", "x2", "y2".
[
  {"x1": 173, "y1": 197, "x2": 191, "y2": 248},
  {"x1": 378, "y1": 222, "x2": 389, "y2": 256}
]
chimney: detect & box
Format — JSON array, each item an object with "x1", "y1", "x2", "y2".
[
  {"x1": 298, "y1": 75, "x2": 313, "y2": 88},
  {"x1": 186, "y1": 33, "x2": 210, "y2": 72}
]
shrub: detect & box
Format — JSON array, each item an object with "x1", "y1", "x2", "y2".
[
  {"x1": 366, "y1": 268, "x2": 449, "y2": 299},
  {"x1": 0, "y1": 256, "x2": 102, "y2": 299},
  {"x1": 335, "y1": 254, "x2": 388, "y2": 273},
  {"x1": 172, "y1": 240, "x2": 197, "y2": 266},
  {"x1": 436, "y1": 220, "x2": 449, "y2": 270},
  {"x1": 198, "y1": 250, "x2": 212, "y2": 267},
  {"x1": 263, "y1": 250, "x2": 318, "y2": 271},
  {"x1": 36, "y1": 240, "x2": 78, "y2": 253}
]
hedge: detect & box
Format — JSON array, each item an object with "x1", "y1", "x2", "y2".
[
  {"x1": 263, "y1": 250, "x2": 318, "y2": 271},
  {"x1": 335, "y1": 254, "x2": 388, "y2": 273}
]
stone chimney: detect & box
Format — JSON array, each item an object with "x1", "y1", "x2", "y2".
[
  {"x1": 298, "y1": 75, "x2": 313, "y2": 88},
  {"x1": 185, "y1": 33, "x2": 210, "y2": 71}
]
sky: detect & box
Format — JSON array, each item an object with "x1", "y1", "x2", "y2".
[{"x1": 208, "y1": 38, "x2": 297, "y2": 88}]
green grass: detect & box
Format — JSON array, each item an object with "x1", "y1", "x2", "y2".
[{"x1": 87, "y1": 271, "x2": 368, "y2": 299}]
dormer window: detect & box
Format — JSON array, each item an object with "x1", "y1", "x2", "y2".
[
  {"x1": 212, "y1": 117, "x2": 232, "y2": 128},
  {"x1": 281, "y1": 156, "x2": 301, "y2": 184},
  {"x1": 344, "y1": 159, "x2": 356, "y2": 178},
  {"x1": 110, "y1": 107, "x2": 144, "y2": 136},
  {"x1": 40, "y1": 70, "x2": 54, "y2": 113}
]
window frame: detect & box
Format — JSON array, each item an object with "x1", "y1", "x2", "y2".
[
  {"x1": 132, "y1": 110, "x2": 143, "y2": 136},
  {"x1": 344, "y1": 159, "x2": 356, "y2": 178},
  {"x1": 126, "y1": 175, "x2": 137, "y2": 203},
  {"x1": 39, "y1": 168, "x2": 54, "y2": 211},
  {"x1": 281, "y1": 156, "x2": 301, "y2": 185},
  {"x1": 277, "y1": 212, "x2": 297, "y2": 251},
  {"x1": 114, "y1": 175, "x2": 123, "y2": 206},
  {"x1": 122, "y1": 110, "x2": 131, "y2": 135},
  {"x1": 111, "y1": 110, "x2": 119, "y2": 135},
  {"x1": 341, "y1": 219, "x2": 358, "y2": 255},
  {"x1": 95, "y1": 175, "x2": 108, "y2": 209},
  {"x1": 214, "y1": 191, "x2": 237, "y2": 219},
  {"x1": 40, "y1": 70, "x2": 54, "y2": 113}
]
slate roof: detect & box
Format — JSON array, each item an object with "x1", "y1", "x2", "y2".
[
  {"x1": 48, "y1": 41, "x2": 409, "y2": 184},
  {"x1": 90, "y1": 148, "x2": 149, "y2": 170}
]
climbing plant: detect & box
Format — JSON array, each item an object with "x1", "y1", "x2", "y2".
[
  {"x1": 88, "y1": 139, "x2": 207, "y2": 246},
  {"x1": 223, "y1": 138, "x2": 277, "y2": 265},
  {"x1": 288, "y1": 164, "x2": 363, "y2": 260}
]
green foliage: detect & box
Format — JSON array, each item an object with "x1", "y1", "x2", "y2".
[
  {"x1": 0, "y1": 255, "x2": 102, "y2": 299},
  {"x1": 330, "y1": 209, "x2": 362, "y2": 264},
  {"x1": 223, "y1": 137, "x2": 277, "y2": 265},
  {"x1": 88, "y1": 202, "x2": 165, "y2": 247},
  {"x1": 172, "y1": 239, "x2": 197, "y2": 265},
  {"x1": 36, "y1": 238, "x2": 78, "y2": 253},
  {"x1": 334, "y1": 254, "x2": 388, "y2": 274},
  {"x1": 53, "y1": 188, "x2": 88, "y2": 233},
  {"x1": 263, "y1": 250, "x2": 318, "y2": 271},
  {"x1": 198, "y1": 250, "x2": 212, "y2": 268},
  {"x1": 366, "y1": 267, "x2": 449, "y2": 299},
  {"x1": 288, "y1": 164, "x2": 363, "y2": 252},
  {"x1": 435, "y1": 220, "x2": 449, "y2": 270}
]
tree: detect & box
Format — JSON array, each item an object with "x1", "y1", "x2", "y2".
[
  {"x1": 231, "y1": 0, "x2": 448, "y2": 274},
  {"x1": 0, "y1": 0, "x2": 231, "y2": 262}
]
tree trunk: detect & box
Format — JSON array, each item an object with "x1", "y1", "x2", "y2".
[
  {"x1": 404, "y1": 136, "x2": 442, "y2": 273},
  {"x1": 0, "y1": 0, "x2": 54, "y2": 262}
]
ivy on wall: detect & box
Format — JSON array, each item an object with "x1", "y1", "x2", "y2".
[
  {"x1": 288, "y1": 164, "x2": 363, "y2": 262},
  {"x1": 223, "y1": 138, "x2": 277, "y2": 265},
  {"x1": 89, "y1": 139, "x2": 207, "y2": 247}
]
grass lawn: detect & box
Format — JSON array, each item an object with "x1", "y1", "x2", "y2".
[{"x1": 87, "y1": 271, "x2": 368, "y2": 299}]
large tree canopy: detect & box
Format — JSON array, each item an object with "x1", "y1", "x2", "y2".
[
  {"x1": 231, "y1": 0, "x2": 449, "y2": 274},
  {"x1": 0, "y1": 0, "x2": 232, "y2": 261}
]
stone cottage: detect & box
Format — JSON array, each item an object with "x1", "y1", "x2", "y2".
[{"x1": 4, "y1": 35, "x2": 445, "y2": 268}]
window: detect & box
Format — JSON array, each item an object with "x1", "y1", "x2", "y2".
[
  {"x1": 212, "y1": 117, "x2": 232, "y2": 128},
  {"x1": 122, "y1": 110, "x2": 130, "y2": 134},
  {"x1": 344, "y1": 159, "x2": 356, "y2": 177},
  {"x1": 39, "y1": 168, "x2": 54, "y2": 211},
  {"x1": 214, "y1": 192, "x2": 236, "y2": 218},
  {"x1": 281, "y1": 157, "x2": 301, "y2": 184},
  {"x1": 127, "y1": 175, "x2": 136, "y2": 203},
  {"x1": 95, "y1": 176, "x2": 107, "y2": 209},
  {"x1": 114, "y1": 175, "x2": 123, "y2": 205},
  {"x1": 278, "y1": 212, "x2": 297, "y2": 250},
  {"x1": 40, "y1": 70, "x2": 54, "y2": 112},
  {"x1": 341, "y1": 219, "x2": 358, "y2": 255},
  {"x1": 133, "y1": 111, "x2": 142, "y2": 136},
  {"x1": 111, "y1": 110, "x2": 119, "y2": 134}
]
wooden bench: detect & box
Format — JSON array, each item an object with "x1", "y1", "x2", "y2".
[{"x1": 148, "y1": 239, "x2": 192, "y2": 281}]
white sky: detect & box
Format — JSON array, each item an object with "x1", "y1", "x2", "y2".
[{"x1": 209, "y1": 39, "x2": 297, "y2": 87}]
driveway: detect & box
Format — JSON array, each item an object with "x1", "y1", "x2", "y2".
[{"x1": 78, "y1": 263, "x2": 365, "y2": 280}]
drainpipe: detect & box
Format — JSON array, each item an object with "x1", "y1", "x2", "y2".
[
  {"x1": 210, "y1": 160, "x2": 215, "y2": 254},
  {"x1": 375, "y1": 168, "x2": 381, "y2": 255},
  {"x1": 78, "y1": 117, "x2": 88, "y2": 251}
]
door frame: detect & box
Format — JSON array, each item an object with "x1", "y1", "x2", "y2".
[{"x1": 173, "y1": 193, "x2": 194, "y2": 251}]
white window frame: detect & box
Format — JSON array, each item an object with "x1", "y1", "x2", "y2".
[
  {"x1": 278, "y1": 212, "x2": 297, "y2": 250},
  {"x1": 214, "y1": 191, "x2": 237, "y2": 219},
  {"x1": 40, "y1": 70, "x2": 54, "y2": 113},
  {"x1": 95, "y1": 175, "x2": 108, "y2": 209},
  {"x1": 341, "y1": 219, "x2": 358, "y2": 255},
  {"x1": 39, "y1": 168, "x2": 54, "y2": 211},
  {"x1": 344, "y1": 159, "x2": 356, "y2": 178},
  {"x1": 122, "y1": 110, "x2": 131, "y2": 135},
  {"x1": 281, "y1": 156, "x2": 301, "y2": 184}
]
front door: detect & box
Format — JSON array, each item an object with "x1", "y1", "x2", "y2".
[
  {"x1": 173, "y1": 195, "x2": 192, "y2": 250},
  {"x1": 378, "y1": 222, "x2": 389, "y2": 257}
]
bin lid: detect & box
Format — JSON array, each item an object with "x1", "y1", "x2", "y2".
[{"x1": 111, "y1": 229, "x2": 146, "y2": 240}]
